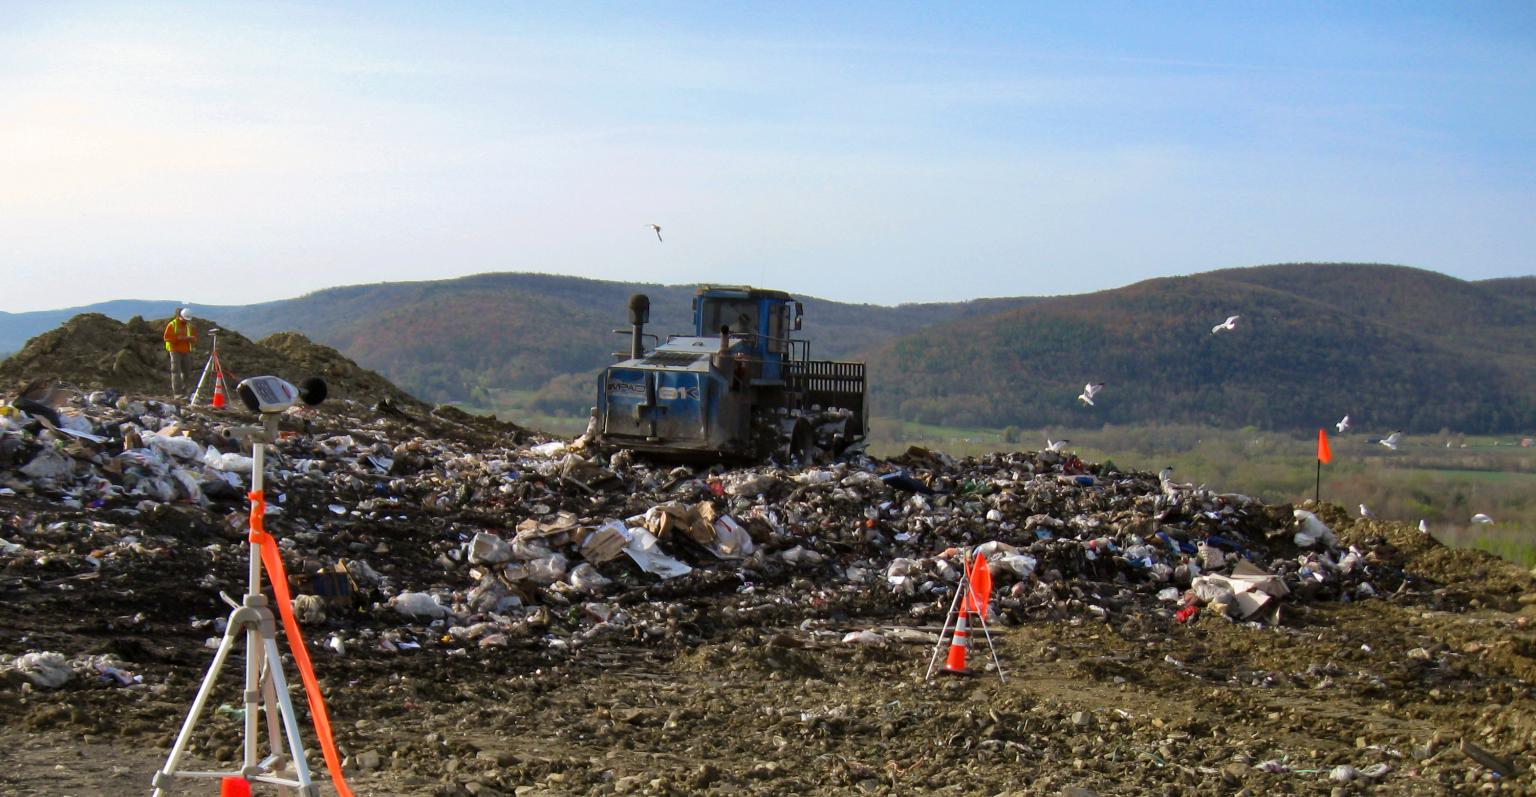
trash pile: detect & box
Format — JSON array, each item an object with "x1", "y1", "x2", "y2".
[
  {"x1": 7, "y1": 355, "x2": 1536, "y2": 797},
  {"x1": 2, "y1": 376, "x2": 1441, "y2": 687}
]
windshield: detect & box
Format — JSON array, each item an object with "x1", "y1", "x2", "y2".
[{"x1": 702, "y1": 299, "x2": 757, "y2": 335}]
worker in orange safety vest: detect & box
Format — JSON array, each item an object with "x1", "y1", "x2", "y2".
[{"x1": 163, "y1": 308, "x2": 196, "y2": 399}]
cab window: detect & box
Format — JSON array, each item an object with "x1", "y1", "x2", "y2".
[{"x1": 703, "y1": 299, "x2": 757, "y2": 335}]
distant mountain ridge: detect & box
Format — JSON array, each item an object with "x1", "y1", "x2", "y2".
[
  {"x1": 4, "y1": 264, "x2": 1533, "y2": 433},
  {"x1": 0, "y1": 272, "x2": 1039, "y2": 405},
  {"x1": 867, "y1": 263, "x2": 1536, "y2": 433}
]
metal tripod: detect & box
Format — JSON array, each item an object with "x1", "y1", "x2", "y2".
[
  {"x1": 150, "y1": 414, "x2": 318, "y2": 797},
  {"x1": 190, "y1": 329, "x2": 235, "y2": 407},
  {"x1": 924, "y1": 548, "x2": 1006, "y2": 682}
]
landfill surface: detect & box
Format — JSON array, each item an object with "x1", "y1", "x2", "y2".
[{"x1": 4, "y1": 357, "x2": 1536, "y2": 795}]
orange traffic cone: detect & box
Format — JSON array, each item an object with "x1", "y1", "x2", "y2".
[
  {"x1": 220, "y1": 776, "x2": 250, "y2": 797},
  {"x1": 211, "y1": 375, "x2": 227, "y2": 409},
  {"x1": 940, "y1": 612, "x2": 972, "y2": 676}
]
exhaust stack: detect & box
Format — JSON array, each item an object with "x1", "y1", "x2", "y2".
[{"x1": 628, "y1": 294, "x2": 650, "y2": 359}]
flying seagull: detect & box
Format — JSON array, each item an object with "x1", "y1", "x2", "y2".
[
  {"x1": 648, "y1": 223, "x2": 663, "y2": 242},
  {"x1": 1077, "y1": 382, "x2": 1104, "y2": 406},
  {"x1": 1211, "y1": 315, "x2": 1240, "y2": 335},
  {"x1": 1471, "y1": 513, "x2": 1495, "y2": 525},
  {"x1": 1379, "y1": 431, "x2": 1402, "y2": 451},
  {"x1": 1336, "y1": 415, "x2": 1351, "y2": 434},
  {"x1": 1045, "y1": 438, "x2": 1070, "y2": 453}
]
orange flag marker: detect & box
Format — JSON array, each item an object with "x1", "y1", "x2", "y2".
[
  {"x1": 1317, "y1": 428, "x2": 1332, "y2": 464},
  {"x1": 962, "y1": 553, "x2": 992, "y2": 620}
]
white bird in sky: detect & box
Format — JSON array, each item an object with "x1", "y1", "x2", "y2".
[
  {"x1": 1379, "y1": 431, "x2": 1403, "y2": 450},
  {"x1": 1077, "y1": 382, "x2": 1104, "y2": 406},
  {"x1": 1336, "y1": 415, "x2": 1351, "y2": 434},
  {"x1": 1045, "y1": 438, "x2": 1070, "y2": 452},
  {"x1": 648, "y1": 223, "x2": 663, "y2": 242},
  {"x1": 1359, "y1": 504, "x2": 1374, "y2": 519},
  {"x1": 1472, "y1": 513, "x2": 1495, "y2": 525},
  {"x1": 1211, "y1": 315, "x2": 1241, "y2": 335},
  {"x1": 1418, "y1": 519, "x2": 1430, "y2": 534}
]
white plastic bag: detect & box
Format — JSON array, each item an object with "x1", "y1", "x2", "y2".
[
  {"x1": 468, "y1": 532, "x2": 513, "y2": 565},
  {"x1": 392, "y1": 591, "x2": 449, "y2": 619},
  {"x1": 568, "y1": 563, "x2": 611, "y2": 593},
  {"x1": 146, "y1": 433, "x2": 202, "y2": 461},
  {"x1": 1293, "y1": 509, "x2": 1337, "y2": 548},
  {"x1": 526, "y1": 553, "x2": 569, "y2": 585},
  {"x1": 202, "y1": 447, "x2": 254, "y2": 473}
]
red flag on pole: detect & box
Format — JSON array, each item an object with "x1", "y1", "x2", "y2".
[
  {"x1": 1317, "y1": 428, "x2": 1332, "y2": 464},
  {"x1": 962, "y1": 553, "x2": 992, "y2": 620}
]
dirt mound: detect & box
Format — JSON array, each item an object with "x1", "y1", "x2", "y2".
[{"x1": 0, "y1": 313, "x2": 425, "y2": 409}]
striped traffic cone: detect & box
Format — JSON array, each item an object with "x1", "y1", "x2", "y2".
[
  {"x1": 211, "y1": 374, "x2": 227, "y2": 409},
  {"x1": 940, "y1": 612, "x2": 972, "y2": 676}
]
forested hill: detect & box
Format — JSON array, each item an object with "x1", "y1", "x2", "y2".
[
  {"x1": 0, "y1": 273, "x2": 1039, "y2": 404},
  {"x1": 867, "y1": 263, "x2": 1536, "y2": 433},
  {"x1": 7, "y1": 265, "x2": 1534, "y2": 433}
]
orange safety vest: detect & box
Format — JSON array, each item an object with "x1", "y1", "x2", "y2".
[{"x1": 163, "y1": 318, "x2": 194, "y2": 353}]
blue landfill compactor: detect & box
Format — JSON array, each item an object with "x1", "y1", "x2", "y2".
[{"x1": 593, "y1": 285, "x2": 867, "y2": 462}]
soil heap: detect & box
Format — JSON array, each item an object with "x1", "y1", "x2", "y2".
[{"x1": 0, "y1": 313, "x2": 425, "y2": 410}]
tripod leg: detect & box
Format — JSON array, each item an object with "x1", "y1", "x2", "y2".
[
  {"x1": 925, "y1": 565, "x2": 969, "y2": 680},
  {"x1": 261, "y1": 636, "x2": 316, "y2": 791},
  {"x1": 191, "y1": 350, "x2": 215, "y2": 406},
  {"x1": 151, "y1": 627, "x2": 241, "y2": 796},
  {"x1": 972, "y1": 606, "x2": 1006, "y2": 683},
  {"x1": 260, "y1": 656, "x2": 291, "y2": 770},
  {"x1": 244, "y1": 619, "x2": 263, "y2": 773}
]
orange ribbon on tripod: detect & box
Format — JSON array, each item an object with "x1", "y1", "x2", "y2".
[{"x1": 248, "y1": 490, "x2": 355, "y2": 797}]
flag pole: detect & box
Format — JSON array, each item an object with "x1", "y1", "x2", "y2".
[{"x1": 1314, "y1": 428, "x2": 1331, "y2": 506}]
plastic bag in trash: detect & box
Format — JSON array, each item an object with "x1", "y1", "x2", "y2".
[
  {"x1": 568, "y1": 562, "x2": 612, "y2": 593},
  {"x1": 530, "y1": 441, "x2": 568, "y2": 458},
  {"x1": 526, "y1": 553, "x2": 569, "y2": 585},
  {"x1": 58, "y1": 413, "x2": 95, "y2": 435},
  {"x1": 726, "y1": 473, "x2": 780, "y2": 497},
  {"x1": 793, "y1": 470, "x2": 837, "y2": 485},
  {"x1": 469, "y1": 532, "x2": 513, "y2": 565},
  {"x1": 1293, "y1": 509, "x2": 1338, "y2": 548},
  {"x1": 710, "y1": 516, "x2": 754, "y2": 558},
  {"x1": 202, "y1": 447, "x2": 254, "y2": 473},
  {"x1": 1190, "y1": 576, "x2": 1235, "y2": 607},
  {"x1": 145, "y1": 433, "x2": 202, "y2": 461},
  {"x1": 20, "y1": 448, "x2": 74, "y2": 482},
  {"x1": 392, "y1": 591, "x2": 450, "y2": 619},
  {"x1": 1198, "y1": 542, "x2": 1227, "y2": 570},
  {"x1": 995, "y1": 554, "x2": 1037, "y2": 579},
  {"x1": 171, "y1": 469, "x2": 204, "y2": 503},
  {"x1": 292, "y1": 594, "x2": 327, "y2": 625},
  {"x1": 886, "y1": 558, "x2": 917, "y2": 591},
  {"x1": 11, "y1": 651, "x2": 74, "y2": 688},
  {"x1": 781, "y1": 546, "x2": 825, "y2": 566}
]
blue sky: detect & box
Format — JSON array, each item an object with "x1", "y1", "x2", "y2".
[{"x1": 2, "y1": 1, "x2": 1532, "y2": 311}]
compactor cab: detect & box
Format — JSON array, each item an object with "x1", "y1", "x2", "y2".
[{"x1": 595, "y1": 285, "x2": 866, "y2": 462}]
